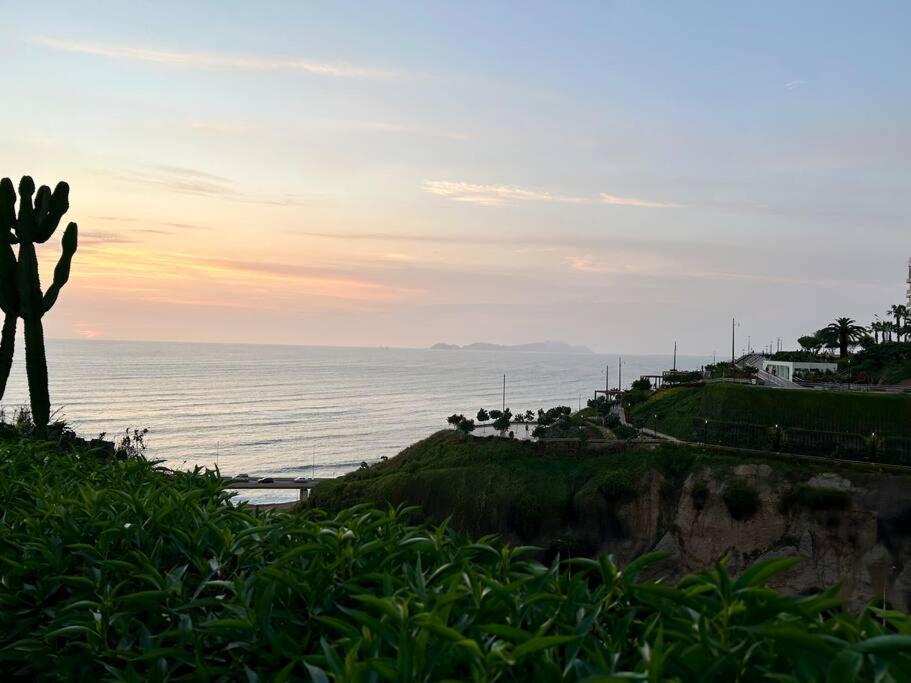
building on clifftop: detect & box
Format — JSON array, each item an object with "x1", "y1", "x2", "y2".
[{"x1": 907, "y1": 257, "x2": 911, "y2": 308}]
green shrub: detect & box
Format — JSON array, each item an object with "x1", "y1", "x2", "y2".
[
  {"x1": 612, "y1": 423, "x2": 639, "y2": 440},
  {"x1": 7, "y1": 436, "x2": 911, "y2": 679},
  {"x1": 783, "y1": 485, "x2": 853, "y2": 512},
  {"x1": 723, "y1": 478, "x2": 761, "y2": 520},
  {"x1": 691, "y1": 480, "x2": 710, "y2": 510},
  {"x1": 595, "y1": 468, "x2": 640, "y2": 502}
]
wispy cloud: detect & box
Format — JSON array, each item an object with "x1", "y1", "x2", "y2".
[
  {"x1": 423, "y1": 180, "x2": 583, "y2": 206},
  {"x1": 784, "y1": 79, "x2": 805, "y2": 90},
  {"x1": 182, "y1": 119, "x2": 259, "y2": 134},
  {"x1": 566, "y1": 254, "x2": 868, "y2": 290},
  {"x1": 93, "y1": 165, "x2": 310, "y2": 206},
  {"x1": 77, "y1": 247, "x2": 416, "y2": 306},
  {"x1": 335, "y1": 121, "x2": 469, "y2": 141},
  {"x1": 91, "y1": 215, "x2": 211, "y2": 231},
  {"x1": 34, "y1": 36, "x2": 397, "y2": 79},
  {"x1": 424, "y1": 180, "x2": 679, "y2": 208},
  {"x1": 598, "y1": 193, "x2": 680, "y2": 208}
]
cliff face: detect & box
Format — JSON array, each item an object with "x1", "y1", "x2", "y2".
[
  {"x1": 564, "y1": 465, "x2": 911, "y2": 611},
  {"x1": 310, "y1": 432, "x2": 911, "y2": 610}
]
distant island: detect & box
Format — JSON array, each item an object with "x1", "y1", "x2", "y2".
[{"x1": 431, "y1": 340, "x2": 593, "y2": 354}]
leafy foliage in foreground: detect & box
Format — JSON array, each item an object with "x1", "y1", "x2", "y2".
[{"x1": 3, "y1": 439, "x2": 911, "y2": 681}]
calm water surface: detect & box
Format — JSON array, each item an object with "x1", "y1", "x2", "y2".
[{"x1": 1, "y1": 340, "x2": 711, "y2": 501}]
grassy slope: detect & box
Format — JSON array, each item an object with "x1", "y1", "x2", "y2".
[
  {"x1": 310, "y1": 430, "x2": 834, "y2": 547},
  {"x1": 630, "y1": 383, "x2": 911, "y2": 441}
]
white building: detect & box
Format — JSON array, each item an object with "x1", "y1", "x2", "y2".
[
  {"x1": 907, "y1": 257, "x2": 911, "y2": 308},
  {"x1": 761, "y1": 359, "x2": 837, "y2": 382}
]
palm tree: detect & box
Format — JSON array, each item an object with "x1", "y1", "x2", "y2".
[
  {"x1": 889, "y1": 305, "x2": 909, "y2": 343},
  {"x1": 825, "y1": 317, "x2": 866, "y2": 357},
  {"x1": 869, "y1": 320, "x2": 882, "y2": 344}
]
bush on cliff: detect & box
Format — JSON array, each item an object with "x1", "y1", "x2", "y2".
[{"x1": 723, "y1": 478, "x2": 761, "y2": 520}]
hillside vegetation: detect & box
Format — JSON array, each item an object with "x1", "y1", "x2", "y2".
[
  {"x1": 6, "y1": 434, "x2": 911, "y2": 680},
  {"x1": 309, "y1": 430, "x2": 854, "y2": 551},
  {"x1": 630, "y1": 383, "x2": 911, "y2": 449},
  {"x1": 311, "y1": 431, "x2": 701, "y2": 541}
]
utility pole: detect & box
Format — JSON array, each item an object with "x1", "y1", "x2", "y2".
[
  {"x1": 673, "y1": 341, "x2": 677, "y2": 371},
  {"x1": 605, "y1": 364, "x2": 609, "y2": 394},
  {"x1": 502, "y1": 374, "x2": 506, "y2": 411},
  {"x1": 618, "y1": 356, "x2": 622, "y2": 390},
  {"x1": 731, "y1": 317, "x2": 736, "y2": 365}
]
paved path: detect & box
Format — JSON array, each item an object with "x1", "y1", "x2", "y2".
[{"x1": 638, "y1": 427, "x2": 683, "y2": 443}]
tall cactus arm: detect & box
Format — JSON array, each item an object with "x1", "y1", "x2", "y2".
[
  {"x1": 15, "y1": 240, "x2": 43, "y2": 321},
  {"x1": 0, "y1": 178, "x2": 17, "y2": 316},
  {"x1": 35, "y1": 182, "x2": 70, "y2": 243},
  {"x1": 43, "y1": 222, "x2": 78, "y2": 313},
  {"x1": 0, "y1": 241, "x2": 17, "y2": 316},
  {"x1": 0, "y1": 312, "x2": 15, "y2": 401},
  {"x1": 0, "y1": 178, "x2": 15, "y2": 232},
  {"x1": 16, "y1": 176, "x2": 36, "y2": 241}
]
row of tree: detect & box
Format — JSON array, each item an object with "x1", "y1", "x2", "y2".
[
  {"x1": 798, "y1": 306, "x2": 909, "y2": 358},
  {"x1": 447, "y1": 405, "x2": 575, "y2": 436}
]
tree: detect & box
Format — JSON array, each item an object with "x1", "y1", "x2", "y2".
[
  {"x1": 476, "y1": 408, "x2": 489, "y2": 423},
  {"x1": 798, "y1": 334, "x2": 822, "y2": 354},
  {"x1": 524, "y1": 410, "x2": 535, "y2": 423},
  {"x1": 492, "y1": 408, "x2": 512, "y2": 433},
  {"x1": 587, "y1": 395, "x2": 612, "y2": 417},
  {"x1": 868, "y1": 322, "x2": 883, "y2": 345},
  {"x1": 0, "y1": 176, "x2": 79, "y2": 436},
  {"x1": 488, "y1": 409, "x2": 503, "y2": 421},
  {"x1": 456, "y1": 418, "x2": 475, "y2": 435},
  {"x1": 825, "y1": 317, "x2": 867, "y2": 357},
  {"x1": 857, "y1": 333, "x2": 877, "y2": 351},
  {"x1": 631, "y1": 377, "x2": 651, "y2": 391},
  {"x1": 446, "y1": 413, "x2": 464, "y2": 428},
  {"x1": 815, "y1": 327, "x2": 838, "y2": 353},
  {"x1": 890, "y1": 305, "x2": 909, "y2": 343}
]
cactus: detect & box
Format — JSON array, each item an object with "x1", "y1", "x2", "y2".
[
  {"x1": 0, "y1": 176, "x2": 78, "y2": 436},
  {"x1": 0, "y1": 179, "x2": 19, "y2": 401}
]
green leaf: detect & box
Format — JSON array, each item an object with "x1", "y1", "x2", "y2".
[
  {"x1": 512, "y1": 635, "x2": 579, "y2": 660},
  {"x1": 854, "y1": 634, "x2": 911, "y2": 654},
  {"x1": 827, "y1": 648, "x2": 863, "y2": 683},
  {"x1": 733, "y1": 557, "x2": 801, "y2": 590},
  {"x1": 303, "y1": 662, "x2": 330, "y2": 683},
  {"x1": 43, "y1": 625, "x2": 94, "y2": 639}
]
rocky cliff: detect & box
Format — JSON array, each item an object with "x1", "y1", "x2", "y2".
[
  {"x1": 578, "y1": 464, "x2": 911, "y2": 611},
  {"x1": 311, "y1": 432, "x2": 911, "y2": 610}
]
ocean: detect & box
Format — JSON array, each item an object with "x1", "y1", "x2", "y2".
[{"x1": 1, "y1": 340, "x2": 712, "y2": 502}]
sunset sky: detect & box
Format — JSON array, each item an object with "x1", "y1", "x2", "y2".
[{"x1": 1, "y1": 1, "x2": 908, "y2": 353}]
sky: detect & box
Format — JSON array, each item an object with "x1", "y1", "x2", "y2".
[{"x1": 0, "y1": 1, "x2": 908, "y2": 354}]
